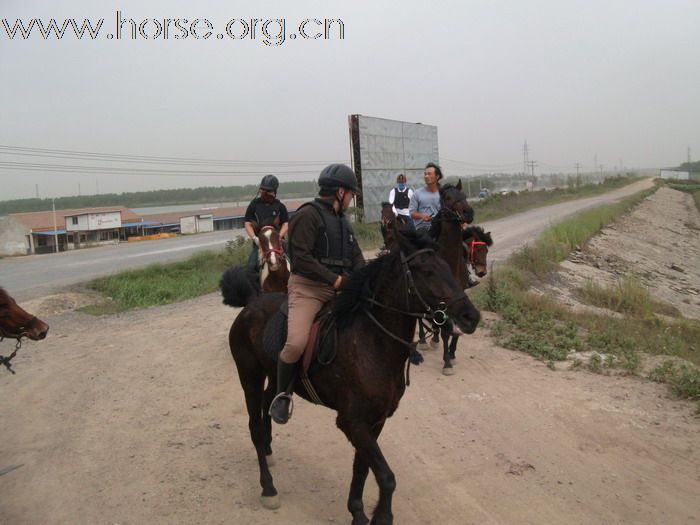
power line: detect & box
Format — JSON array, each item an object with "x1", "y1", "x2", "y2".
[
  {"x1": 0, "y1": 144, "x2": 342, "y2": 166},
  {"x1": 0, "y1": 161, "x2": 324, "y2": 176}
]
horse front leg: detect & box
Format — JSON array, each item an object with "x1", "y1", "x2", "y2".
[
  {"x1": 416, "y1": 321, "x2": 428, "y2": 350},
  {"x1": 430, "y1": 320, "x2": 441, "y2": 349},
  {"x1": 442, "y1": 322, "x2": 455, "y2": 376},
  {"x1": 340, "y1": 419, "x2": 394, "y2": 525},
  {"x1": 347, "y1": 450, "x2": 371, "y2": 525},
  {"x1": 448, "y1": 334, "x2": 459, "y2": 363}
]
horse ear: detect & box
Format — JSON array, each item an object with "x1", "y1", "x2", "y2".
[
  {"x1": 456, "y1": 179, "x2": 462, "y2": 191},
  {"x1": 252, "y1": 221, "x2": 260, "y2": 235}
]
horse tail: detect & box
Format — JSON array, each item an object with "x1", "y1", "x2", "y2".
[{"x1": 220, "y1": 267, "x2": 257, "y2": 307}]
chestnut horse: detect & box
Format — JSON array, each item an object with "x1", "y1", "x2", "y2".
[
  {"x1": 0, "y1": 287, "x2": 49, "y2": 373},
  {"x1": 254, "y1": 219, "x2": 289, "y2": 294},
  {"x1": 224, "y1": 228, "x2": 480, "y2": 524},
  {"x1": 220, "y1": 218, "x2": 289, "y2": 304}
]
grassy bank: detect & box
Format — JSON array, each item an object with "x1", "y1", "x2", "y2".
[
  {"x1": 83, "y1": 237, "x2": 249, "y2": 314},
  {"x1": 469, "y1": 185, "x2": 700, "y2": 410}
]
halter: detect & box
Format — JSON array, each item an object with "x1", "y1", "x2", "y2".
[{"x1": 466, "y1": 238, "x2": 488, "y2": 268}]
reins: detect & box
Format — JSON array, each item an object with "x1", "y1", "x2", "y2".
[{"x1": 359, "y1": 248, "x2": 465, "y2": 384}]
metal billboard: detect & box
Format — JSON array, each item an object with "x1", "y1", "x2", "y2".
[{"x1": 349, "y1": 114, "x2": 439, "y2": 222}]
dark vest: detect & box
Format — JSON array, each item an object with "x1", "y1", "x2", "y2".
[
  {"x1": 304, "y1": 201, "x2": 355, "y2": 272},
  {"x1": 393, "y1": 187, "x2": 410, "y2": 209}
]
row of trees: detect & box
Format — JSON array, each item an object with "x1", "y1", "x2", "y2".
[{"x1": 0, "y1": 181, "x2": 319, "y2": 215}]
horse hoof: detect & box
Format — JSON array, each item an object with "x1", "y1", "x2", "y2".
[
  {"x1": 442, "y1": 367, "x2": 456, "y2": 376},
  {"x1": 429, "y1": 338, "x2": 440, "y2": 349},
  {"x1": 266, "y1": 453, "x2": 275, "y2": 467},
  {"x1": 260, "y1": 494, "x2": 281, "y2": 510}
]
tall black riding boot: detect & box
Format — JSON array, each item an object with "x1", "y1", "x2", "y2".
[{"x1": 269, "y1": 359, "x2": 298, "y2": 424}]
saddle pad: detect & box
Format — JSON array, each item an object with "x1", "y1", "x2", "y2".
[{"x1": 261, "y1": 301, "x2": 337, "y2": 373}]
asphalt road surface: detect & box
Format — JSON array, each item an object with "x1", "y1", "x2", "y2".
[
  {"x1": 0, "y1": 179, "x2": 653, "y2": 300},
  {"x1": 0, "y1": 229, "x2": 244, "y2": 300}
]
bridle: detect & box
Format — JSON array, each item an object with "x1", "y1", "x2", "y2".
[
  {"x1": 362, "y1": 248, "x2": 470, "y2": 364},
  {"x1": 258, "y1": 225, "x2": 285, "y2": 265}
]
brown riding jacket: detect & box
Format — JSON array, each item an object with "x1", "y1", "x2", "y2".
[{"x1": 288, "y1": 198, "x2": 365, "y2": 286}]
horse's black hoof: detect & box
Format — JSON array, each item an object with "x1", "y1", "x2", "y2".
[
  {"x1": 352, "y1": 514, "x2": 370, "y2": 525},
  {"x1": 442, "y1": 366, "x2": 456, "y2": 376}
]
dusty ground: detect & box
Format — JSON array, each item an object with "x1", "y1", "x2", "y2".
[
  {"x1": 1, "y1": 186, "x2": 699, "y2": 524},
  {"x1": 542, "y1": 186, "x2": 700, "y2": 322}
]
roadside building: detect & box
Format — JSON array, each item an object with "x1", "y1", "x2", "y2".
[{"x1": 0, "y1": 207, "x2": 142, "y2": 256}]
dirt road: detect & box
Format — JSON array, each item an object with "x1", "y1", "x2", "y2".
[{"x1": 2, "y1": 181, "x2": 699, "y2": 524}]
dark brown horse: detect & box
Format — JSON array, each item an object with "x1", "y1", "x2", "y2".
[
  {"x1": 413, "y1": 182, "x2": 493, "y2": 374},
  {"x1": 223, "y1": 228, "x2": 480, "y2": 524},
  {"x1": 0, "y1": 287, "x2": 49, "y2": 373}
]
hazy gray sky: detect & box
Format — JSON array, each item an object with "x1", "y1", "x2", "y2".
[{"x1": 1, "y1": 0, "x2": 699, "y2": 200}]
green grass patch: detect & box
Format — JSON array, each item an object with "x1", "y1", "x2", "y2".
[
  {"x1": 576, "y1": 276, "x2": 681, "y2": 317},
  {"x1": 82, "y1": 237, "x2": 250, "y2": 314}
]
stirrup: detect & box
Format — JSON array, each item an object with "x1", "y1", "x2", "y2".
[{"x1": 269, "y1": 392, "x2": 294, "y2": 424}]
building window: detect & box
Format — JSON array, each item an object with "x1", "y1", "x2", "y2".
[{"x1": 71, "y1": 217, "x2": 78, "y2": 225}]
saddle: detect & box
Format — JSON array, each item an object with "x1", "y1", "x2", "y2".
[{"x1": 262, "y1": 300, "x2": 338, "y2": 376}]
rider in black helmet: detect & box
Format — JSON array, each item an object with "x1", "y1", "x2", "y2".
[
  {"x1": 244, "y1": 175, "x2": 289, "y2": 281},
  {"x1": 268, "y1": 164, "x2": 365, "y2": 424}
]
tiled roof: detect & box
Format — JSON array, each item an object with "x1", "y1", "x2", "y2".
[{"x1": 10, "y1": 207, "x2": 141, "y2": 231}]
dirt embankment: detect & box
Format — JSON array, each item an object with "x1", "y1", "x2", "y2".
[{"x1": 1, "y1": 185, "x2": 699, "y2": 525}]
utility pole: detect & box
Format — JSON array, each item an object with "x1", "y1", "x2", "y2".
[
  {"x1": 523, "y1": 140, "x2": 529, "y2": 175},
  {"x1": 527, "y1": 160, "x2": 537, "y2": 178},
  {"x1": 52, "y1": 198, "x2": 59, "y2": 253},
  {"x1": 575, "y1": 162, "x2": 581, "y2": 177}
]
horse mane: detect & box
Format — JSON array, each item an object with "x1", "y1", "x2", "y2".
[
  {"x1": 463, "y1": 225, "x2": 493, "y2": 246},
  {"x1": 332, "y1": 229, "x2": 437, "y2": 325}
]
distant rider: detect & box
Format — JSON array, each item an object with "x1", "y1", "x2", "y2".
[{"x1": 244, "y1": 175, "x2": 289, "y2": 280}]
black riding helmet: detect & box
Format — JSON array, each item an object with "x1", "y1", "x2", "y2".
[
  {"x1": 318, "y1": 164, "x2": 359, "y2": 193},
  {"x1": 260, "y1": 174, "x2": 279, "y2": 192}
]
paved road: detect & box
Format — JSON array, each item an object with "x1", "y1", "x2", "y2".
[
  {"x1": 1, "y1": 179, "x2": 654, "y2": 300},
  {"x1": 483, "y1": 178, "x2": 653, "y2": 263},
  {"x1": 0, "y1": 229, "x2": 245, "y2": 300}
]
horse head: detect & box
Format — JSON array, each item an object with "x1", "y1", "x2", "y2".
[
  {"x1": 440, "y1": 180, "x2": 474, "y2": 226},
  {"x1": 0, "y1": 288, "x2": 49, "y2": 341},
  {"x1": 255, "y1": 218, "x2": 285, "y2": 272},
  {"x1": 462, "y1": 226, "x2": 493, "y2": 278},
  {"x1": 393, "y1": 226, "x2": 480, "y2": 335}
]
